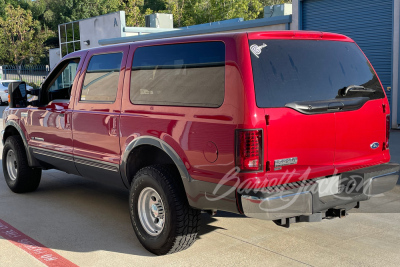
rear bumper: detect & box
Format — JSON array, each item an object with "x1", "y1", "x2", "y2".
[{"x1": 241, "y1": 163, "x2": 399, "y2": 221}]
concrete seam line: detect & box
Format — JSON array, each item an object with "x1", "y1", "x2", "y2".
[
  {"x1": 0, "y1": 219, "x2": 78, "y2": 267},
  {"x1": 215, "y1": 231, "x2": 313, "y2": 267}
]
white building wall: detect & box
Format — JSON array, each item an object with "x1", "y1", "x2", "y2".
[
  {"x1": 49, "y1": 48, "x2": 61, "y2": 70},
  {"x1": 291, "y1": 0, "x2": 300, "y2": 30},
  {"x1": 79, "y1": 11, "x2": 126, "y2": 50}
]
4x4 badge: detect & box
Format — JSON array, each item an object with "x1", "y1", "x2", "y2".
[
  {"x1": 250, "y1": 43, "x2": 267, "y2": 58},
  {"x1": 370, "y1": 142, "x2": 380, "y2": 149}
]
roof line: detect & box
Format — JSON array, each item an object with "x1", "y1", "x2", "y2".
[{"x1": 99, "y1": 15, "x2": 292, "y2": 46}]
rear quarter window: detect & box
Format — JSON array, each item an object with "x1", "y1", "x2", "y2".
[{"x1": 130, "y1": 42, "x2": 225, "y2": 107}]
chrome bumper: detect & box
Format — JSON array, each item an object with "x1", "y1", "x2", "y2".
[
  {"x1": 241, "y1": 163, "x2": 399, "y2": 221},
  {"x1": 242, "y1": 191, "x2": 313, "y2": 221}
]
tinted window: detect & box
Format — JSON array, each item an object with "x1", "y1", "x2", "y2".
[
  {"x1": 250, "y1": 40, "x2": 384, "y2": 108},
  {"x1": 131, "y1": 42, "x2": 225, "y2": 107},
  {"x1": 81, "y1": 53, "x2": 123, "y2": 102}
]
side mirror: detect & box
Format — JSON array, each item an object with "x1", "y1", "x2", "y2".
[
  {"x1": 29, "y1": 88, "x2": 40, "y2": 96},
  {"x1": 8, "y1": 82, "x2": 28, "y2": 108}
]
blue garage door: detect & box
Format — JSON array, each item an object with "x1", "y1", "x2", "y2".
[{"x1": 302, "y1": 0, "x2": 393, "y2": 109}]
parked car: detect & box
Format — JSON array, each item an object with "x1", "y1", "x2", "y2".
[
  {"x1": 0, "y1": 80, "x2": 33, "y2": 105},
  {"x1": 2, "y1": 31, "x2": 399, "y2": 255}
]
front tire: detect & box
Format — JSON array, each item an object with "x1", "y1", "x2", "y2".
[
  {"x1": 129, "y1": 165, "x2": 201, "y2": 255},
  {"x1": 2, "y1": 135, "x2": 42, "y2": 193}
]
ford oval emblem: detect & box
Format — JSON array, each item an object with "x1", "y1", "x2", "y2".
[{"x1": 370, "y1": 142, "x2": 380, "y2": 149}]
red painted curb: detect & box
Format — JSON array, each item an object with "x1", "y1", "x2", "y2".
[{"x1": 0, "y1": 219, "x2": 78, "y2": 267}]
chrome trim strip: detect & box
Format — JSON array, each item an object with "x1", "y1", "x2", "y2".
[{"x1": 31, "y1": 137, "x2": 44, "y2": 141}]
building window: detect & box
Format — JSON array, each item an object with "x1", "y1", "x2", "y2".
[{"x1": 59, "y1": 21, "x2": 81, "y2": 57}]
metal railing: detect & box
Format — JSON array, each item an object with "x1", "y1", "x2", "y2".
[{"x1": 0, "y1": 65, "x2": 50, "y2": 85}]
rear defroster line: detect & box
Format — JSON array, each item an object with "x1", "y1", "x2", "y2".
[{"x1": 0, "y1": 219, "x2": 78, "y2": 267}]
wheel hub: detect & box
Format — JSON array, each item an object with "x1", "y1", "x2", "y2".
[
  {"x1": 138, "y1": 187, "x2": 165, "y2": 236},
  {"x1": 6, "y1": 150, "x2": 18, "y2": 181}
]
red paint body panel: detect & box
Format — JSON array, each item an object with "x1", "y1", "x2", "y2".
[
  {"x1": 72, "y1": 44, "x2": 129, "y2": 165},
  {"x1": 26, "y1": 50, "x2": 88, "y2": 156}
]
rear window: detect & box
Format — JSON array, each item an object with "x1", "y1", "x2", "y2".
[
  {"x1": 250, "y1": 40, "x2": 384, "y2": 108},
  {"x1": 130, "y1": 42, "x2": 225, "y2": 107}
]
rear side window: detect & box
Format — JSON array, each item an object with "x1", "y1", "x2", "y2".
[
  {"x1": 130, "y1": 42, "x2": 225, "y2": 107},
  {"x1": 81, "y1": 53, "x2": 123, "y2": 102},
  {"x1": 250, "y1": 40, "x2": 384, "y2": 108}
]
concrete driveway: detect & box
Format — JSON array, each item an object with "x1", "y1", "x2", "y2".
[{"x1": 1, "y1": 104, "x2": 400, "y2": 266}]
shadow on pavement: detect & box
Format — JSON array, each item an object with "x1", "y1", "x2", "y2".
[{"x1": 0, "y1": 164, "x2": 234, "y2": 257}]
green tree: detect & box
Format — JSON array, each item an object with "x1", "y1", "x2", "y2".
[
  {"x1": 30, "y1": 0, "x2": 122, "y2": 31},
  {"x1": 124, "y1": 0, "x2": 154, "y2": 27},
  {"x1": 0, "y1": 4, "x2": 51, "y2": 68}
]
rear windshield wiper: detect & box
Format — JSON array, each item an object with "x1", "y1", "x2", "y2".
[{"x1": 339, "y1": 85, "x2": 376, "y2": 97}]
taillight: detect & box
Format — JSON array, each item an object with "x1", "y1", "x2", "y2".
[
  {"x1": 386, "y1": 115, "x2": 390, "y2": 149},
  {"x1": 236, "y1": 130, "x2": 263, "y2": 171}
]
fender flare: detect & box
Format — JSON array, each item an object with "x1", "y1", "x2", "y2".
[
  {"x1": 3, "y1": 120, "x2": 39, "y2": 167},
  {"x1": 120, "y1": 136, "x2": 239, "y2": 213},
  {"x1": 120, "y1": 136, "x2": 191, "y2": 186}
]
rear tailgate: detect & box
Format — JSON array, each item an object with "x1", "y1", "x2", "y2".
[
  {"x1": 334, "y1": 99, "x2": 387, "y2": 172},
  {"x1": 248, "y1": 33, "x2": 388, "y2": 183}
]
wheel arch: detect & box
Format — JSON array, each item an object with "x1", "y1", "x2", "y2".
[
  {"x1": 121, "y1": 136, "x2": 191, "y2": 193},
  {"x1": 2, "y1": 120, "x2": 39, "y2": 167}
]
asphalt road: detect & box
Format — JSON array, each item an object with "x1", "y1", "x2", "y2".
[{"x1": 1, "y1": 104, "x2": 400, "y2": 266}]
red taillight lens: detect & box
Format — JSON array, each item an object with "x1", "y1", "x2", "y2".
[
  {"x1": 236, "y1": 130, "x2": 262, "y2": 171},
  {"x1": 386, "y1": 115, "x2": 390, "y2": 149}
]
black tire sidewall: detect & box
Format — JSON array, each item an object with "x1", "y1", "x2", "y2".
[
  {"x1": 2, "y1": 139, "x2": 20, "y2": 188},
  {"x1": 2, "y1": 136, "x2": 41, "y2": 193},
  {"x1": 129, "y1": 170, "x2": 176, "y2": 253}
]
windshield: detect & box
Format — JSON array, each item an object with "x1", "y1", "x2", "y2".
[{"x1": 250, "y1": 40, "x2": 384, "y2": 108}]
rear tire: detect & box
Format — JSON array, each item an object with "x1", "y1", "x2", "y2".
[
  {"x1": 129, "y1": 165, "x2": 201, "y2": 255},
  {"x1": 2, "y1": 135, "x2": 42, "y2": 193}
]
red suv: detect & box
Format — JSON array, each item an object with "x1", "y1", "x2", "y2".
[{"x1": 2, "y1": 31, "x2": 399, "y2": 255}]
